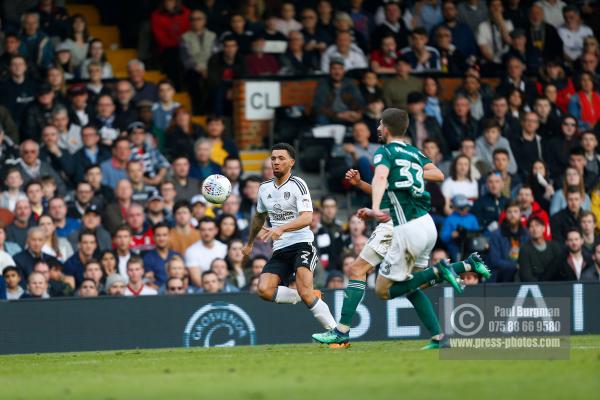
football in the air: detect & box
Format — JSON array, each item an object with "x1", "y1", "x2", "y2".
[{"x1": 201, "y1": 174, "x2": 232, "y2": 204}]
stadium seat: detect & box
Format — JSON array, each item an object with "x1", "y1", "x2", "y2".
[
  {"x1": 66, "y1": 4, "x2": 100, "y2": 25},
  {"x1": 106, "y1": 49, "x2": 138, "y2": 78},
  {"x1": 89, "y1": 25, "x2": 121, "y2": 49},
  {"x1": 0, "y1": 208, "x2": 14, "y2": 226},
  {"x1": 174, "y1": 92, "x2": 192, "y2": 112},
  {"x1": 144, "y1": 70, "x2": 167, "y2": 84},
  {"x1": 240, "y1": 150, "x2": 270, "y2": 173},
  {"x1": 191, "y1": 115, "x2": 207, "y2": 128}
]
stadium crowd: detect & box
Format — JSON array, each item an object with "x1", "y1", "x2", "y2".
[{"x1": 0, "y1": 0, "x2": 600, "y2": 300}]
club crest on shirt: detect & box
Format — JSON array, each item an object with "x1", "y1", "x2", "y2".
[{"x1": 284, "y1": 191, "x2": 290, "y2": 200}]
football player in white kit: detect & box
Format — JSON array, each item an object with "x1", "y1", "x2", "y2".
[{"x1": 242, "y1": 143, "x2": 337, "y2": 331}]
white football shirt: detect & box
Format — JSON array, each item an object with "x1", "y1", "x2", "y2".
[{"x1": 257, "y1": 175, "x2": 314, "y2": 251}]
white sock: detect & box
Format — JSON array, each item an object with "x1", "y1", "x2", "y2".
[
  {"x1": 274, "y1": 286, "x2": 301, "y2": 304},
  {"x1": 310, "y1": 299, "x2": 337, "y2": 330}
]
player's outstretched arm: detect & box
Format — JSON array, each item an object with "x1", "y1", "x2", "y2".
[
  {"x1": 371, "y1": 165, "x2": 389, "y2": 212},
  {"x1": 423, "y1": 163, "x2": 444, "y2": 182},
  {"x1": 242, "y1": 211, "x2": 268, "y2": 256},
  {"x1": 346, "y1": 169, "x2": 372, "y2": 195}
]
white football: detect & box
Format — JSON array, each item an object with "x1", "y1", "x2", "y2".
[{"x1": 201, "y1": 174, "x2": 232, "y2": 204}]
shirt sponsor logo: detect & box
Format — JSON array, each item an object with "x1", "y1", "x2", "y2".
[{"x1": 183, "y1": 301, "x2": 257, "y2": 348}]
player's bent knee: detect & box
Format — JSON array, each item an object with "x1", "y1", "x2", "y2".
[
  {"x1": 350, "y1": 258, "x2": 372, "y2": 279},
  {"x1": 257, "y1": 283, "x2": 276, "y2": 302},
  {"x1": 375, "y1": 285, "x2": 390, "y2": 300}
]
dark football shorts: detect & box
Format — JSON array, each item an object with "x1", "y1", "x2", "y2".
[{"x1": 261, "y1": 242, "x2": 318, "y2": 282}]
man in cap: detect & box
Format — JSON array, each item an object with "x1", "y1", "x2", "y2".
[
  {"x1": 128, "y1": 121, "x2": 170, "y2": 186},
  {"x1": 105, "y1": 273, "x2": 127, "y2": 296},
  {"x1": 313, "y1": 57, "x2": 365, "y2": 125},
  {"x1": 20, "y1": 83, "x2": 58, "y2": 141},
  {"x1": 67, "y1": 83, "x2": 94, "y2": 127},
  {"x1": 68, "y1": 204, "x2": 112, "y2": 252}
]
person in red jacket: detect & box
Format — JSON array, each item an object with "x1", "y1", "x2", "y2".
[
  {"x1": 499, "y1": 185, "x2": 552, "y2": 240},
  {"x1": 150, "y1": 0, "x2": 190, "y2": 89}
]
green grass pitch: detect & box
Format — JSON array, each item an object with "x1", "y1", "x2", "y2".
[{"x1": 1, "y1": 336, "x2": 599, "y2": 400}]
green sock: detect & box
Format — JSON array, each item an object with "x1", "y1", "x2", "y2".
[
  {"x1": 407, "y1": 289, "x2": 441, "y2": 336},
  {"x1": 338, "y1": 280, "x2": 366, "y2": 328},
  {"x1": 449, "y1": 261, "x2": 470, "y2": 275},
  {"x1": 388, "y1": 267, "x2": 437, "y2": 299}
]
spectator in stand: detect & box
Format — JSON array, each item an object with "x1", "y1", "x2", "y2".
[
  {"x1": 441, "y1": 194, "x2": 480, "y2": 261},
  {"x1": 568, "y1": 72, "x2": 600, "y2": 130},
  {"x1": 518, "y1": 215, "x2": 562, "y2": 281},
  {"x1": 6, "y1": 199, "x2": 35, "y2": 248},
  {"x1": 38, "y1": 214, "x2": 73, "y2": 263},
  {"x1": 168, "y1": 200, "x2": 200, "y2": 255},
  {"x1": 129, "y1": 122, "x2": 170, "y2": 187},
  {"x1": 20, "y1": 84, "x2": 57, "y2": 142},
  {"x1": 245, "y1": 35, "x2": 280, "y2": 77},
  {"x1": 279, "y1": 30, "x2": 320, "y2": 76},
  {"x1": 503, "y1": 29, "x2": 544, "y2": 75},
  {"x1": 491, "y1": 148, "x2": 522, "y2": 199},
  {"x1": 71, "y1": 125, "x2": 110, "y2": 183},
  {"x1": 431, "y1": 25, "x2": 467, "y2": 74},
  {"x1": 525, "y1": 4, "x2": 563, "y2": 62},
  {"x1": 21, "y1": 271, "x2": 50, "y2": 299},
  {"x1": 48, "y1": 197, "x2": 80, "y2": 238},
  {"x1": 142, "y1": 223, "x2": 176, "y2": 288},
  {"x1": 67, "y1": 181, "x2": 94, "y2": 220},
  {"x1": 85, "y1": 61, "x2": 112, "y2": 105},
  {"x1": 0, "y1": 168, "x2": 25, "y2": 212},
  {"x1": 165, "y1": 277, "x2": 185, "y2": 295},
  {"x1": 372, "y1": 0, "x2": 409, "y2": 50},
  {"x1": 488, "y1": 201, "x2": 529, "y2": 282},
  {"x1": 400, "y1": 27, "x2": 441, "y2": 72},
  {"x1": 496, "y1": 57, "x2": 537, "y2": 106},
  {"x1": 580, "y1": 211, "x2": 599, "y2": 255},
  {"x1": 457, "y1": 0, "x2": 489, "y2": 34},
  {"x1": 458, "y1": 74, "x2": 492, "y2": 122},
  {"x1": 225, "y1": 239, "x2": 247, "y2": 289},
  {"x1": 112, "y1": 225, "x2": 136, "y2": 279},
  {"x1": 199, "y1": 270, "x2": 221, "y2": 294},
  {"x1": 150, "y1": 0, "x2": 190, "y2": 89},
  {"x1": 422, "y1": 76, "x2": 446, "y2": 126},
  {"x1": 14, "y1": 227, "x2": 59, "y2": 280},
  {"x1": 19, "y1": 11, "x2": 54, "y2": 69},
  {"x1": 221, "y1": 157, "x2": 242, "y2": 197},
  {"x1": 434, "y1": 0, "x2": 477, "y2": 58},
  {"x1": 557, "y1": 5, "x2": 594, "y2": 62},
  {"x1": 3, "y1": 266, "x2": 23, "y2": 299},
  {"x1": 33, "y1": 260, "x2": 72, "y2": 297},
  {"x1": 0, "y1": 119, "x2": 19, "y2": 163},
  {"x1": 476, "y1": 0, "x2": 514, "y2": 71},
  {"x1": 126, "y1": 203, "x2": 154, "y2": 253},
  {"x1": 382, "y1": 56, "x2": 421, "y2": 111},
  {"x1": 151, "y1": 80, "x2": 180, "y2": 137},
  {"x1": 103, "y1": 179, "x2": 132, "y2": 235},
  {"x1": 342, "y1": 122, "x2": 380, "y2": 184},
  {"x1": 63, "y1": 229, "x2": 97, "y2": 287},
  {"x1": 78, "y1": 277, "x2": 100, "y2": 297},
  {"x1": 169, "y1": 156, "x2": 199, "y2": 202},
  {"x1": 85, "y1": 164, "x2": 115, "y2": 210},
  {"x1": 314, "y1": 58, "x2": 365, "y2": 126},
  {"x1": 405, "y1": 91, "x2": 446, "y2": 152},
  {"x1": 218, "y1": 13, "x2": 255, "y2": 55},
  {"x1": 66, "y1": 84, "x2": 93, "y2": 127},
  {"x1": 472, "y1": 172, "x2": 508, "y2": 233},
  {"x1": 165, "y1": 108, "x2": 206, "y2": 161},
  {"x1": 534, "y1": 96, "x2": 561, "y2": 139},
  {"x1": 50, "y1": 105, "x2": 82, "y2": 155},
  {"x1": 300, "y1": 7, "x2": 332, "y2": 55},
  {"x1": 25, "y1": 180, "x2": 44, "y2": 221},
  {"x1": 59, "y1": 13, "x2": 89, "y2": 69},
  {"x1": 180, "y1": 10, "x2": 216, "y2": 115},
  {"x1": 556, "y1": 227, "x2": 594, "y2": 280},
  {"x1": 579, "y1": 51, "x2": 599, "y2": 82},
  {"x1": 93, "y1": 94, "x2": 119, "y2": 146},
  {"x1": 210, "y1": 258, "x2": 239, "y2": 293},
  {"x1": 442, "y1": 95, "x2": 479, "y2": 152},
  {"x1": 113, "y1": 80, "x2": 138, "y2": 132},
  {"x1": 529, "y1": 160, "x2": 554, "y2": 212},
  {"x1": 125, "y1": 256, "x2": 157, "y2": 296},
  {"x1": 332, "y1": 11, "x2": 368, "y2": 53},
  {"x1": 207, "y1": 36, "x2": 245, "y2": 116},
  {"x1": 105, "y1": 273, "x2": 127, "y2": 296},
  {"x1": 100, "y1": 137, "x2": 131, "y2": 189},
  {"x1": 320, "y1": 30, "x2": 367, "y2": 72},
  {"x1": 500, "y1": 184, "x2": 552, "y2": 238},
  {"x1": 216, "y1": 213, "x2": 240, "y2": 244},
  {"x1": 442, "y1": 155, "x2": 479, "y2": 215},
  {"x1": 275, "y1": 2, "x2": 302, "y2": 37},
  {"x1": 544, "y1": 115, "x2": 580, "y2": 177},
  {"x1": 569, "y1": 146, "x2": 598, "y2": 192},
  {"x1": 39, "y1": 125, "x2": 73, "y2": 188},
  {"x1": 185, "y1": 217, "x2": 227, "y2": 288},
  {"x1": 68, "y1": 204, "x2": 111, "y2": 252},
  {"x1": 0, "y1": 224, "x2": 20, "y2": 258},
  {"x1": 488, "y1": 95, "x2": 518, "y2": 140},
  {"x1": 128, "y1": 59, "x2": 158, "y2": 104},
  {"x1": 189, "y1": 138, "x2": 221, "y2": 182},
  {"x1": 370, "y1": 34, "x2": 400, "y2": 74},
  {"x1": 476, "y1": 119, "x2": 518, "y2": 174},
  {"x1": 125, "y1": 160, "x2": 153, "y2": 204},
  {"x1": 550, "y1": 166, "x2": 592, "y2": 216},
  {"x1": 205, "y1": 115, "x2": 239, "y2": 165},
  {"x1": 240, "y1": 176, "x2": 261, "y2": 221},
  {"x1": 0, "y1": 55, "x2": 36, "y2": 128},
  {"x1": 552, "y1": 187, "x2": 585, "y2": 245},
  {"x1": 581, "y1": 131, "x2": 599, "y2": 176},
  {"x1": 79, "y1": 39, "x2": 113, "y2": 79}
]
